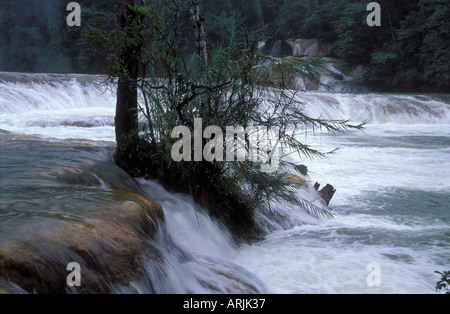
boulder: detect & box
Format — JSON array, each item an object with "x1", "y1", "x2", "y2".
[
  {"x1": 44, "y1": 162, "x2": 147, "y2": 194},
  {"x1": 45, "y1": 165, "x2": 102, "y2": 186},
  {"x1": 0, "y1": 192, "x2": 165, "y2": 294}
]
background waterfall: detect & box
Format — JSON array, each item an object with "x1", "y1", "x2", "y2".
[{"x1": 2, "y1": 72, "x2": 449, "y2": 140}]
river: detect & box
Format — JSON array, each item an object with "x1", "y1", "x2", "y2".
[{"x1": 0, "y1": 72, "x2": 449, "y2": 294}]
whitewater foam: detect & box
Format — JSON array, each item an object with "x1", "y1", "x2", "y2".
[{"x1": 0, "y1": 72, "x2": 448, "y2": 294}]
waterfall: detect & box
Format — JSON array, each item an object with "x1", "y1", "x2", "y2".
[
  {"x1": 293, "y1": 42, "x2": 304, "y2": 57},
  {"x1": 268, "y1": 40, "x2": 293, "y2": 58},
  {"x1": 1, "y1": 72, "x2": 449, "y2": 294},
  {"x1": 0, "y1": 72, "x2": 116, "y2": 142},
  {"x1": 293, "y1": 39, "x2": 320, "y2": 58},
  {"x1": 258, "y1": 39, "x2": 368, "y2": 92},
  {"x1": 0, "y1": 136, "x2": 269, "y2": 294},
  {"x1": 1, "y1": 71, "x2": 449, "y2": 140},
  {"x1": 296, "y1": 92, "x2": 450, "y2": 125}
]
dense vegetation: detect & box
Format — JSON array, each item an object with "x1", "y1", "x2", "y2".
[
  {"x1": 435, "y1": 270, "x2": 450, "y2": 294},
  {"x1": 85, "y1": 0, "x2": 364, "y2": 239},
  {"x1": 0, "y1": 0, "x2": 110, "y2": 74},
  {"x1": 0, "y1": 0, "x2": 448, "y2": 92}
]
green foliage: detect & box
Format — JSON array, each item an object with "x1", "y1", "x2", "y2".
[
  {"x1": 85, "y1": 21, "x2": 146, "y2": 79},
  {"x1": 90, "y1": 1, "x2": 364, "y2": 239},
  {"x1": 254, "y1": 0, "x2": 450, "y2": 92},
  {"x1": 1, "y1": 0, "x2": 448, "y2": 91},
  {"x1": 0, "y1": 0, "x2": 69, "y2": 72},
  {"x1": 332, "y1": 2, "x2": 368, "y2": 64},
  {"x1": 0, "y1": 0, "x2": 116, "y2": 73},
  {"x1": 62, "y1": 0, "x2": 117, "y2": 74},
  {"x1": 435, "y1": 270, "x2": 450, "y2": 294},
  {"x1": 389, "y1": 0, "x2": 450, "y2": 89},
  {"x1": 127, "y1": 4, "x2": 152, "y2": 17}
]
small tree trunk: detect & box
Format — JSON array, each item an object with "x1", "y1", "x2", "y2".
[
  {"x1": 115, "y1": 0, "x2": 141, "y2": 148},
  {"x1": 189, "y1": 0, "x2": 209, "y2": 115},
  {"x1": 189, "y1": 0, "x2": 208, "y2": 72}
]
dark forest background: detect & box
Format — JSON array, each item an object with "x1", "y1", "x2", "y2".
[{"x1": 0, "y1": 0, "x2": 448, "y2": 92}]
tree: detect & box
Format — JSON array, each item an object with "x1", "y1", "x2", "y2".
[
  {"x1": 277, "y1": 0, "x2": 311, "y2": 38},
  {"x1": 114, "y1": 0, "x2": 145, "y2": 148},
  {"x1": 87, "y1": 1, "x2": 148, "y2": 149},
  {"x1": 88, "y1": 0, "x2": 363, "y2": 239},
  {"x1": 62, "y1": 0, "x2": 117, "y2": 74},
  {"x1": 0, "y1": 0, "x2": 71, "y2": 73},
  {"x1": 393, "y1": 0, "x2": 450, "y2": 89},
  {"x1": 189, "y1": 0, "x2": 208, "y2": 72}
]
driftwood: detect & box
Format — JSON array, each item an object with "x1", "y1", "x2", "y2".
[{"x1": 314, "y1": 182, "x2": 336, "y2": 206}]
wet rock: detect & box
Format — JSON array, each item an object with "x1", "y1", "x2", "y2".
[
  {"x1": 314, "y1": 182, "x2": 320, "y2": 191},
  {"x1": 46, "y1": 165, "x2": 102, "y2": 186},
  {"x1": 0, "y1": 286, "x2": 11, "y2": 294},
  {"x1": 0, "y1": 192, "x2": 165, "y2": 294},
  {"x1": 210, "y1": 267, "x2": 265, "y2": 294},
  {"x1": 45, "y1": 162, "x2": 145, "y2": 194}
]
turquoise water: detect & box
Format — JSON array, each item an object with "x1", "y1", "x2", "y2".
[
  {"x1": 0, "y1": 72, "x2": 449, "y2": 293},
  {"x1": 235, "y1": 121, "x2": 450, "y2": 293}
]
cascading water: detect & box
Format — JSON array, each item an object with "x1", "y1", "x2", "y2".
[
  {"x1": 0, "y1": 72, "x2": 449, "y2": 294},
  {"x1": 0, "y1": 72, "x2": 116, "y2": 142},
  {"x1": 235, "y1": 90, "x2": 450, "y2": 293},
  {"x1": 0, "y1": 72, "x2": 268, "y2": 294}
]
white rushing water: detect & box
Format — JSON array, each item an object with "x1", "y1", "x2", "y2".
[
  {"x1": 0, "y1": 72, "x2": 449, "y2": 294},
  {"x1": 234, "y1": 92, "x2": 450, "y2": 294},
  {"x1": 0, "y1": 72, "x2": 116, "y2": 141}
]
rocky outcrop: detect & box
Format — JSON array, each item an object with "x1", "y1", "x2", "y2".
[
  {"x1": 259, "y1": 38, "x2": 323, "y2": 59},
  {"x1": 0, "y1": 157, "x2": 271, "y2": 294},
  {"x1": 46, "y1": 165, "x2": 102, "y2": 186},
  {"x1": 0, "y1": 191, "x2": 165, "y2": 294}
]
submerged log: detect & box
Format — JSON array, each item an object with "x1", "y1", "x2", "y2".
[
  {"x1": 314, "y1": 182, "x2": 320, "y2": 191},
  {"x1": 286, "y1": 175, "x2": 336, "y2": 206},
  {"x1": 315, "y1": 183, "x2": 336, "y2": 206}
]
